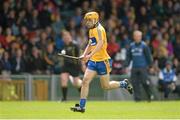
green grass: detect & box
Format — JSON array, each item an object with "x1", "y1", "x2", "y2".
[{"x1": 0, "y1": 101, "x2": 180, "y2": 119}]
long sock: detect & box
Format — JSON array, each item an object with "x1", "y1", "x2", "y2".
[
  {"x1": 79, "y1": 99, "x2": 86, "y2": 108},
  {"x1": 119, "y1": 80, "x2": 127, "y2": 88},
  {"x1": 61, "y1": 87, "x2": 67, "y2": 100}
]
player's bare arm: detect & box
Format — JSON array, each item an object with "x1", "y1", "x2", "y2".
[{"x1": 79, "y1": 43, "x2": 91, "y2": 60}]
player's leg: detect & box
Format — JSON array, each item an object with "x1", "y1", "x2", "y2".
[
  {"x1": 60, "y1": 72, "x2": 69, "y2": 101},
  {"x1": 100, "y1": 74, "x2": 133, "y2": 94},
  {"x1": 71, "y1": 68, "x2": 96, "y2": 112},
  {"x1": 100, "y1": 74, "x2": 120, "y2": 89},
  {"x1": 80, "y1": 68, "x2": 96, "y2": 98},
  {"x1": 98, "y1": 59, "x2": 133, "y2": 93}
]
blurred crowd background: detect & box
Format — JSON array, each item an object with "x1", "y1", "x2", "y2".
[{"x1": 0, "y1": 0, "x2": 179, "y2": 76}]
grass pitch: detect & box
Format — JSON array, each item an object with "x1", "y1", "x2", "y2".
[{"x1": 0, "y1": 101, "x2": 180, "y2": 119}]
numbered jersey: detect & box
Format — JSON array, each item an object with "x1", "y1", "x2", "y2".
[{"x1": 88, "y1": 23, "x2": 110, "y2": 61}]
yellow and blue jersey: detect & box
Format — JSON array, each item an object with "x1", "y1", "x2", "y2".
[
  {"x1": 87, "y1": 23, "x2": 112, "y2": 75},
  {"x1": 88, "y1": 23, "x2": 110, "y2": 61}
]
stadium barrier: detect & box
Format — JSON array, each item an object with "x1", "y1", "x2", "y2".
[
  {"x1": 0, "y1": 77, "x2": 48, "y2": 101},
  {"x1": 0, "y1": 74, "x2": 179, "y2": 101}
]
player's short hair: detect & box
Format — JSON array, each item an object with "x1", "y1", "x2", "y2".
[{"x1": 84, "y1": 11, "x2": 99, "y2": 24}]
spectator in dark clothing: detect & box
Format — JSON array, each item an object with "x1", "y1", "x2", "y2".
[
  {"x1": 37, "y1": 31, "x2": 48, "y2": 52},
  {"x1": 136, "y1": 6, "x2": 150, "y2": 25},
  {"x1": 173, "y1": 58, "x2": 180, "y2": 75},
  {"x1": 0, "y1": 1, "x2": 10, "y2": 28},
  {"x1": 173, "y1": 36, "x2": 180, "y2": 61},
  {"x1": 165, "y1": 1, "x2": 174, "y2": 17},
  {"x1": 152, "y1": 0, "x2": 166, "y2": 22},
  {"x1": 29, "y1": 47, "x2": 45, "y2": 74},
  {"x1": 26, "y1": 9, "x2": 40, "y2": 30},
  {"x1": 6, "y1": 9, "x2": 17, "y2": 27},
  {"x1": 38, "y1": 3, "x2": 52, "y2": 28},
  {"x1": 16, "y1": 9, "x2": 28, "y2": 27},
  {"x1": 1, "y1": 51, "x2": 11, "y2": 72},
  {"x1": 44, "y1": 43, "x2": 60, "y2": 74},
  {"x1": 11, "y1": 48, "x2": 26, "y2": 74}
]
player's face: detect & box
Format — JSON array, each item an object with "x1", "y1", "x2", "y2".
[{"x1": 84, "y1": 19, "x2": 94, "y2": 29}]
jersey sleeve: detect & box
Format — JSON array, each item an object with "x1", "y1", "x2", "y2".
[{"x1": 97, "y1": 27, "x2": 104, "y2": 42}]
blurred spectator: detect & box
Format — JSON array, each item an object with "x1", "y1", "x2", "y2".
[
  {"x1": 136, "y1": 6, "x2": 150, "y2": 25},
  {"x1": 163, "y1": 32, "x2": 174, "y2": 57},
  {"x1": 75, "y1": 28, "x2": 87, "y2": 50},
  {"x1": 19, "y1": 26, "x2": 29, "y2": 42},
  {"x1": 11, "y1": 48, "x2": 26, "y2": 74},
  {"x1": 44, "y1": 43, "x2": 60, "y2": 74},
  {"x1": 152, "y1": 0, "x2": 166, "y2": 23},
  {"x1": 37, "y1": 31, "x2": 48, "y2": 53},
  {"x1": 0, "y1": 48, "x2": 4, "y2": 73},
  {"x1": 26, "y1": 9, "x2": 40, "y2": 30},
  {"x1": 73, "y1": 7, "x2": 83, "y2": 26},
  {"x1": 16, "y1": 9, "x2": 28, "y2": 28},
  {"x1": 173, "y1": 58, "x2": 180, "y2": 75},
  {"x1": 9, "y1": 41, "x2": 18, "y2": 57},
  {"x1": 120, "y1": 33, "x2": 131, "y2": 49},
  {"x1": 0, "y1": 0, "x2": 178, "y2": 77},
  {"x1": 5, "y1": 27, "x2": 16, "y2": 47},
  {"x1": 54, "y1": 33, "x2": 64, "y2": 51},
  {"x1": 173, "y1": 35, "x2": 180, "y2": 61},
  {"x1": 158, "y1": 60, "x2": 180, "y2": 98},
  {"x1": 111, "y1": 50, "x2": 126, "y2": 75},
  {"x1": 107, "y1": 34, "x2": 120, "y2": 59},
  {"x1": 29, "y1": 47, "x2": 45, "y2": 74},
  {"x1": 0, "y1": 26, "x2": 7, "y2": 49},
  {"x1": 38, "y1": 2, "x2": 52, "y2": 28},
  {"x1": 6, "y1": 9, "x2": 16, "y2": 28},
  {"x1": 154, "y1": 41, "x2": 168, "y2": 70},
  {"x1": 45, "y1": 26, "x2": 54, "y2": 41},
  {"x1": 52, "y1": 14, "x2": 65, "y2": 35},
  {"x1": 1, "y1": 51, "x2": 11, "y2": 73}
]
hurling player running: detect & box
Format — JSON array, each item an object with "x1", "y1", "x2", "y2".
[{"x1": 71, "y1": 12, "x2": 133, "y2": 113}]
